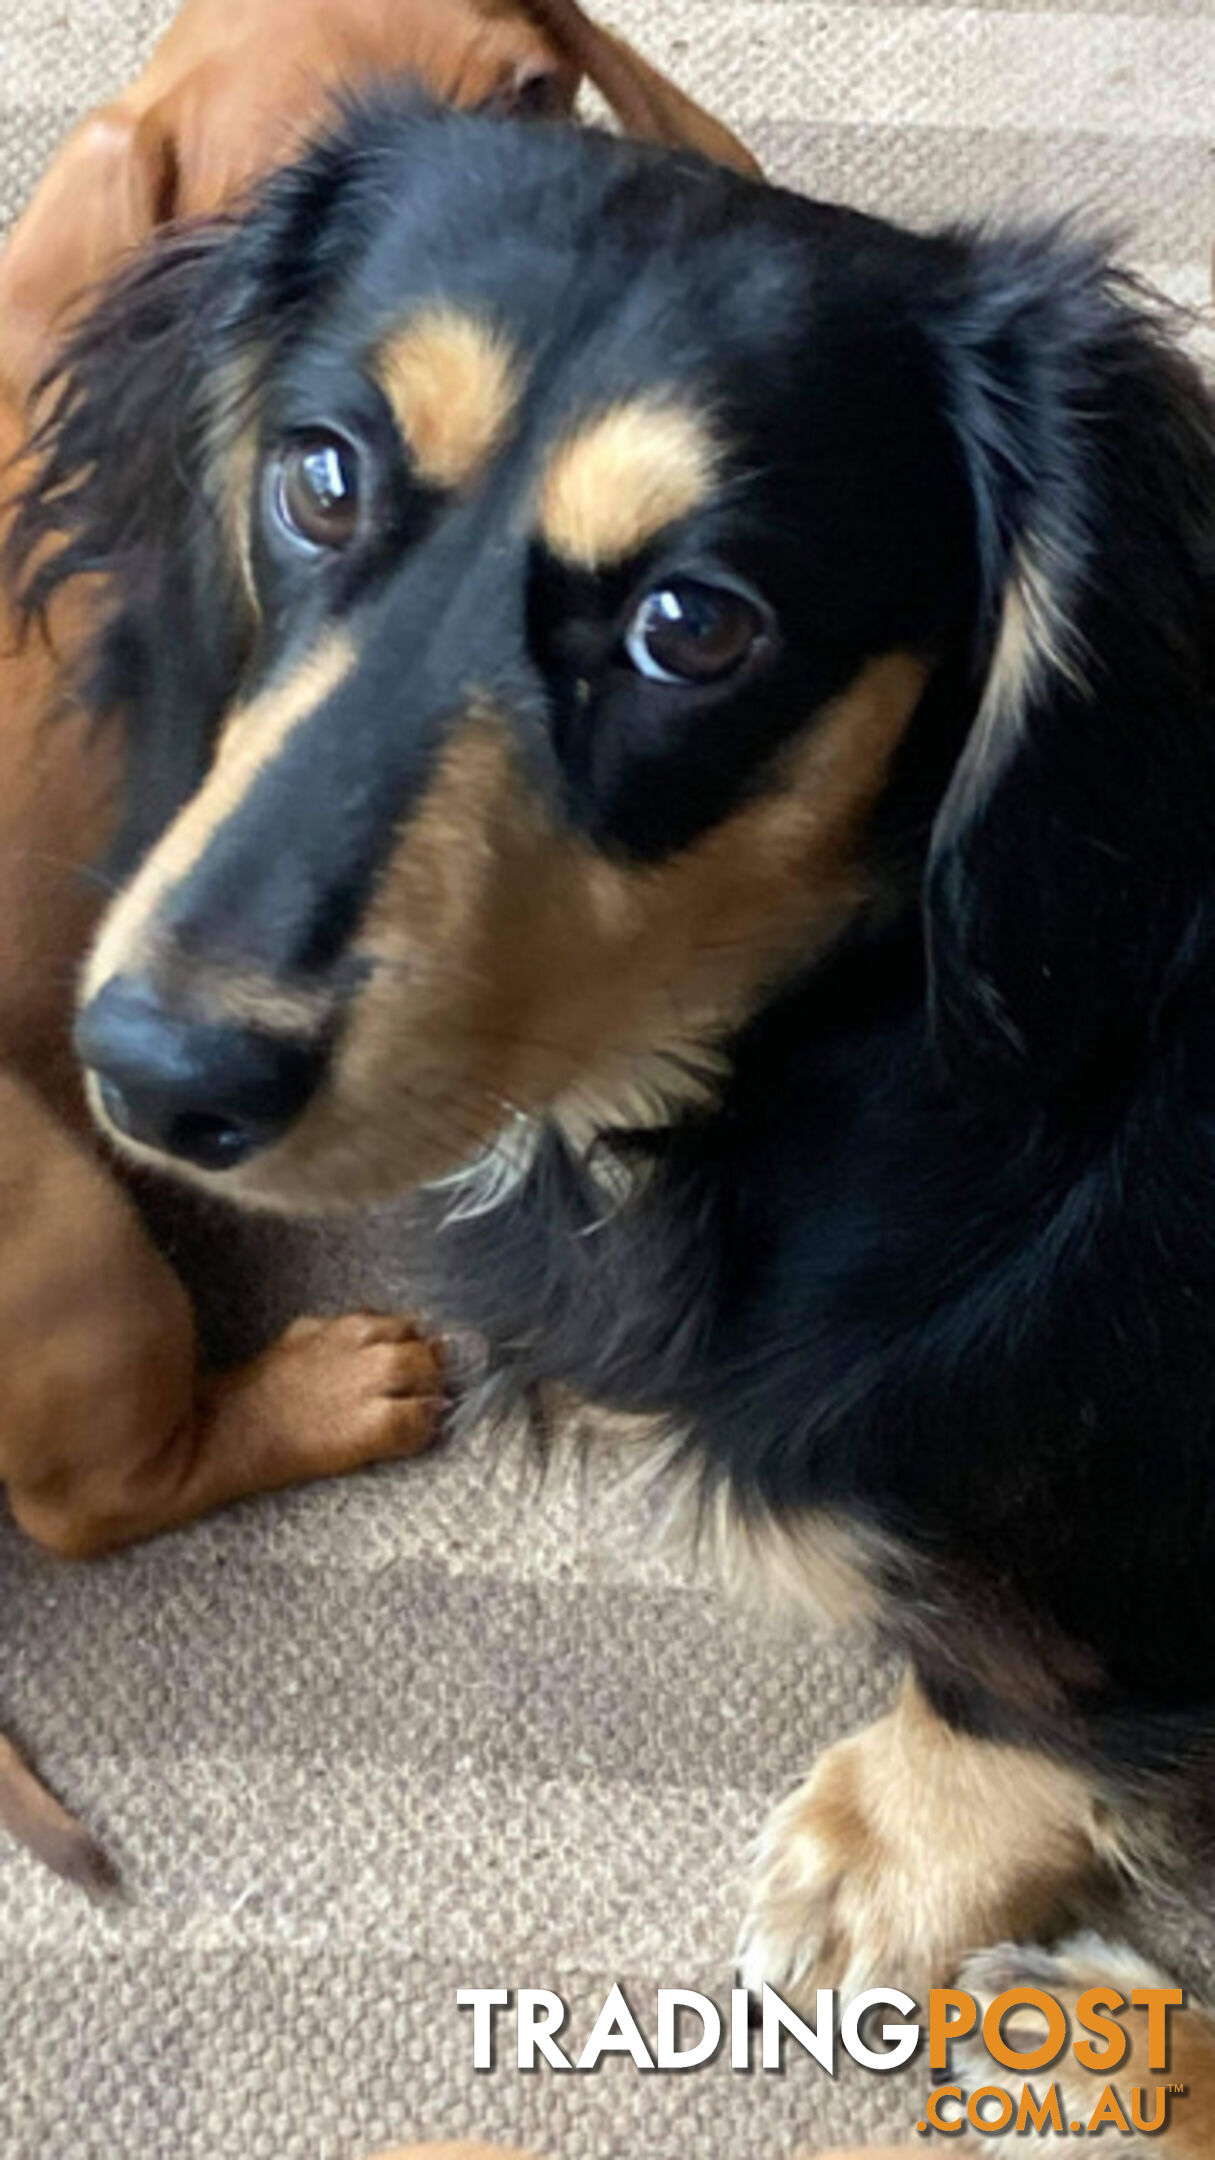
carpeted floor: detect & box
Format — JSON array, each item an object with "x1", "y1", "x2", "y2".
[{"x1": 0, "y1": 4, "x2": 1212, "y2": 2157}]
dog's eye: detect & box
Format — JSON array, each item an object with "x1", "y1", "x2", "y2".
[
  {"x1": 273, "y1": 432, "x2": 361, "y2": 550},
  {"x1": 624, "y1": 579, "x2": 765, "y2": 685}
]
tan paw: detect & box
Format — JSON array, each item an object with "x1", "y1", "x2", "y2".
[
  {"x1": 250, "y1": 1311, "x2": 448, "y2": 1471},
  {"x1": 9, "y1": 1309, "x2": 448, "y2": 1558},
  {"x1": 737, "y1": 1678, "x2": 1128, "y2": 2008}
]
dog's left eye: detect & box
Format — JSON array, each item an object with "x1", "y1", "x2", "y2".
[
  {"x1": 624, "y1": 578, "x2": 765, "y2": 685},
  {"x1": 272, "y1": 432, "x2": 362, "y2": 550}
]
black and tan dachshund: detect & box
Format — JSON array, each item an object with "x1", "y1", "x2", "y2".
[{"x1": 12, "y1": 100, "x2": 1215, "y2": 2137}]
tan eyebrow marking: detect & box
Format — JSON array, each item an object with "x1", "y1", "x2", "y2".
[
  {"x1": 538, "y1": 399, "x2": 720, "y2": 571},
  {"x1": 375, "y1": 308, "x2": 522, "y2": 492}
]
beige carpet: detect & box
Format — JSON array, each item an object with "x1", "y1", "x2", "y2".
[{"x1": 0, "y1": 4, "x2": 1212, "y2": 2158}]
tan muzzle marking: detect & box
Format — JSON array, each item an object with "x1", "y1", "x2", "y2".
[{"x1": 82, "y1": 632, "x2": 355, "y2": 1004}]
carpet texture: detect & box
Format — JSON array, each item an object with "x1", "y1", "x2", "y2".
[{"x1": 0, "y1": 4, "x2": 1212, "y2": 2157}]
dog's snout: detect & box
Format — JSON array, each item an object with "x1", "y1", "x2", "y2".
[{"x1": 74, "y1": 977, "x2": 326, "y2": 1171}]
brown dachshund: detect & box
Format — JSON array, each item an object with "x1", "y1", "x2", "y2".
[{"x1": 0, "y1": 0, "x2": 757, "y2": 1882}]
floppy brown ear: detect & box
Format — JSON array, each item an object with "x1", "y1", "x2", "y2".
[
  {"x1": 509, "y1": 0, "x2": 762, "y2": 173},
  {"x1": 0, "y1": 103, "x2": 176, "y2": 407}
]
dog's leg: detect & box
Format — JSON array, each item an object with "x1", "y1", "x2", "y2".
[
  {"x1": 0, "y1": 1070, "x2": 443, "y2": 1560},
  {"x1": 951, "y1": 1936, "x2": 1215, "y2": 2157},
  {"x1": 737, "y1": 1673, "x2": 1139, "y2": 2005}
]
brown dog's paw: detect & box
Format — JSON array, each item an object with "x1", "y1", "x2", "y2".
[
  {"x1": 236, "y1": 1311, "x2": 448, "y2": 1472},
  {"x1": 12, "y1": 1310, "x2": 447, "y2": 1557},
  {"x1": 737, "y1": 1679, "x2": 1127, "y2": 2009}
]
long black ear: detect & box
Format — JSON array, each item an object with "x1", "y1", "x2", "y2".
[
  {"x1": 4, "y1": 116, "x2": 369, "y2": 876},
  {"x1": 5, "y1": 217, "x2": 256, "y2": 871},
  {"x1": 923, "y1": 230, "x2": 1215, "y2": 1107}
]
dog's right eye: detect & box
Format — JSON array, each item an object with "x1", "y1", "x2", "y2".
[
  {"x1": 624, "y1": 577, "x2": 767, "y2": 686},
  {"x1": 272, "y1": 432, "x2": 362, "y2": 551}
]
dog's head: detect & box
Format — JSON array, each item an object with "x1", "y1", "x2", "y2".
[
  {"x1": 0, "y1": 0, "x2": 758, "y2": 402},
  {"x1": 15, "y1": 109, "x2": 1214, "y2": 1211}
]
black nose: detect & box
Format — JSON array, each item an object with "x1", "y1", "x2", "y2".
[{"x1": 74, "y1": 977, "x2": 326, "y2": 1171}]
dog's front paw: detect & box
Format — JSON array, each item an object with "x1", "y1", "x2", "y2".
[
  {"x1": 737, "y1": 1679, "x2": 1128, "y2": 2012},
  {"x1": 13, "y1": 1309, "x2": 449, "y2": 1556},
  {"x1": 185, "y1": 1310, "x2": 447, "y2": 1524},
  {"x1": 737, "y1": 1720, "x2": 916, "y2": 2005},
  {"x1": 257, "y1": 1311, "x2": 448, "y2": 1467}
]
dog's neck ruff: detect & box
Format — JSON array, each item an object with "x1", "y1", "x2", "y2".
[{"x1": 426, "y1": 1037, "x2": 731, "y2": 1225}]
